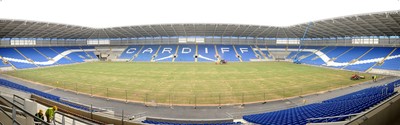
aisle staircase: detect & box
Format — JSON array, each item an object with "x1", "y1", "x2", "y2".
[
  {"x1": 232, "y1": 45, "x2": 243, "y2": 62},
  {"x1": 14, "y1": 48, "x2": 39, "y2": 67},
  {"x1": 195, "y1": 45, "x2": 198, "y2": 62},
  {"x1": 214, "y1": 45, "x2": 220, "y2": 61},
  {"x1": 255, "y1": 45, "x2": 267, "y2": 59},
  {"x1": 331, "y1": 47, "x2": 354, "y2": 61},
  {"x1": 367, "y1": 48, "x2": 398, "y2": 72},
  {"x1": 130, "y1": 46, "x2": 144, "y2": 62},
  {"x1": 172, "y1": 45, "x2": 180, "y2": 62},
  {"x1": 151, "y1": 45, "x2": 162, "y2": 62},
  {"x1": 299, "y1": 46, "x2": 327, "y2": 61}
]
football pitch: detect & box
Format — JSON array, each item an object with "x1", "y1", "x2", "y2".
[{"x1": 4, "y1": 62, "x2": 371, "y2": 105}]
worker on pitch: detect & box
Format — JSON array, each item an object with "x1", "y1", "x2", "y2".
[
  {"x1": 45, "y1": 106, "x2": 58, "y2": 123},
  {"x1": 372, "y1": 75, "x2": 378, "y2": 82}
]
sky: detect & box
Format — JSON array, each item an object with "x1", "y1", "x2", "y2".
[{"x1": 0, "y1": 0, "x2": 399, "y2": 28}]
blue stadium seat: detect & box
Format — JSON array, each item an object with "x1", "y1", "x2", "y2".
[
  {"x1": 52, "y1": 47, "x2": 84, "y2": 63},
  {"x1": 65, "y1": 47, "x2": 93, "y2": 60},
  {"x1": 243, "y1": 80, "x2": 400, "y2": 125},
  {"x1": 257, "y1": 45, "x2": 273, "y2": 59},
  {"x1": 299, "y1": 47, "x2": 332, "y2": 65},
  {"x1": 250, "y1": 45, "x2": 263, "y2": 59},
  {"x1": 80, "y1": 46, "x2": 98, "y2": 59},
  {"x1": 35, "y1": 47, "x2": 74, "y2": 64},
  {"x1": 175, "y1": 45, "x2": 196, "y2": 62},
  {"x1": 119, "y1": 45, "x2": 142, "y2": 59},
  {"x1": 134, "y1": 45, "x2": 160, "y2": 62},
  {"x1": 324, "y1": 47, "x2": 352, "y2": 59},
  {"x1": 141, "y1": 120, "x2": 242, "y2": 125},
  {"x1": 197, "y1": 45, "x2": 217, "y2": 62},
  {"x1": 374, "y1": 48, "x2": 400, "y2": 71},
  {"x1": 334, "y1": 47, "x2": 371, "y2": 63},
  {"x1": 0, "y1": 58, "x2": 11, "y2": 67},
  {"x1": 0, "y1": 79, "x2": 93, "y2": 112},
  {"x1": 154, "y1": 45, "x2": 177, "y2": 62},
  {"x1": 234, "y1": 45, "x2": 257, "y2": 61},
  {"x1": 16, "y1": 47, "x2": 53, "y2": 67},
  {"x1": 216, "y1": 45, "x2": 239, "y2": 62},
  {"x1": 0, "y1": 48, "x2": 37, "y2": 69}
]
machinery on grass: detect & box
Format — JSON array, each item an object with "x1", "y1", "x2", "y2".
[
  {"x1": 350, "y1": 74, "x2": 365, "y2": 80},
  {"x1": 216, "y1": 59, "x2": 227, "y2": 65}
]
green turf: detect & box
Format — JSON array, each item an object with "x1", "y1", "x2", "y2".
[{"x1": 3, "y1": 62, "x2": 371, "y2": 105}]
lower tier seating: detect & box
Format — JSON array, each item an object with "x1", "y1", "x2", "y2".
[
  {"x1": 243, "y1": 80, "x2": 400, "y2": 125},
  {"x1": 0, "y1": 79, "x2": 92, "y2": 111}
]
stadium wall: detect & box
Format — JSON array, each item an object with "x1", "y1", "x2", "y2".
[{"x1": 145, "y1": 117, "x2": 234, "y2": 124}]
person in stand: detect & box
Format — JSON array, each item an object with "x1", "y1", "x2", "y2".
[
  {"x1": 45, "y1": 106, "x2": 58, "y2": 123},
  {"x1": 34, "y1": 110, "x2": 44, "y2": 125}
]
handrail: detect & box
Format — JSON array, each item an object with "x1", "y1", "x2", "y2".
[
  {"x1": 0, "y1": 94, "x2": 50, "y2": 125},
  {"x1": 55, "y1": 111, "x2": 97, "y2": 125},
  {"x1": 0, "y1": 105, "x2": 25, "y2": 116},
  {"x1": 0, "y1": 105, "x2": 21, "y2": 125},
  {"x1": 13, "y1": 94, "x2": 25, "y2": 107},
  {"x1": 306, "y1": 113, "x2": 361, "y2": 123}
]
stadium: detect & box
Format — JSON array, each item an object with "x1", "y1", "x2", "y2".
[{"x1": 1, "y1": 0, "x2": 400, "y2": 125}]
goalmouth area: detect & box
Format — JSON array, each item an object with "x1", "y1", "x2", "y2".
[{"x1": 3, "y1": 62, "x2": 372, "y2": 106}]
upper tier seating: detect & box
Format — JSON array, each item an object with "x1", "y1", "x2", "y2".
[{"x1": 243, "y1": 80, "x2": 400, "y2": 125}]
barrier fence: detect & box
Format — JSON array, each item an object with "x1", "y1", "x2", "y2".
[
  {"x1": 4, "y1": 66, "x2": 365, "y2": 106},
  {"x1": 40, "y1": 81, "x2": 345, "y2": 106}
]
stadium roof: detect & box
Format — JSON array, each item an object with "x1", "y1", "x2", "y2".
[{"x1": 1, "y1": 10, "x2": 400, "y2": 39}]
